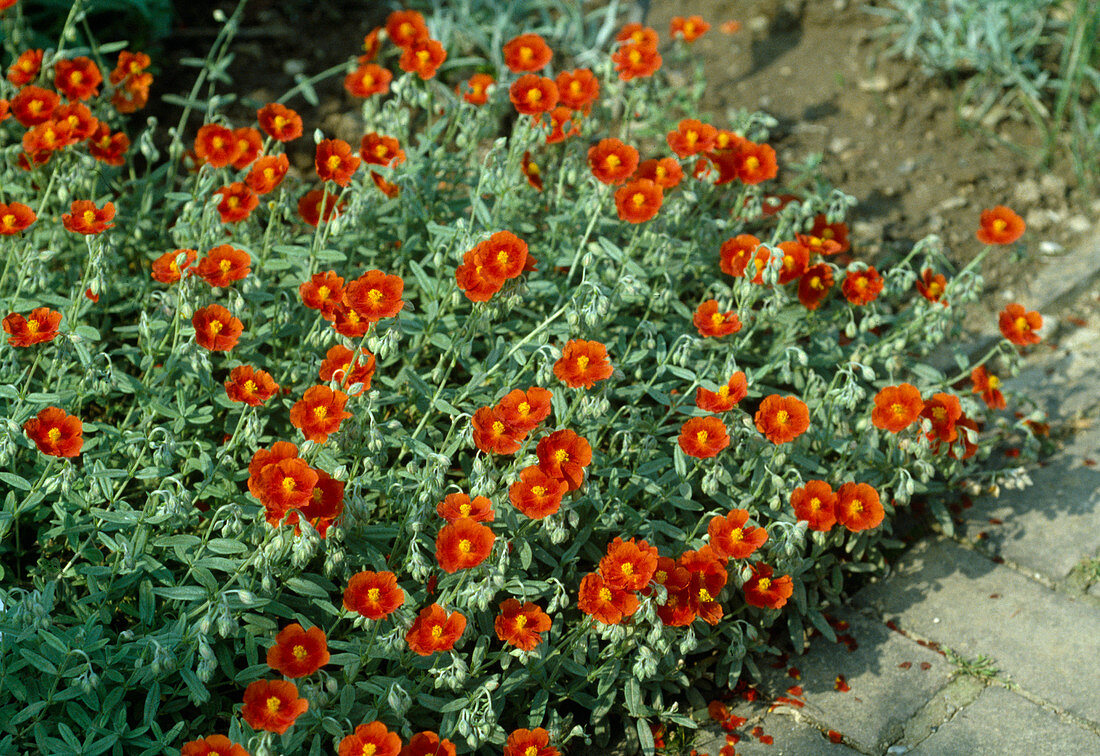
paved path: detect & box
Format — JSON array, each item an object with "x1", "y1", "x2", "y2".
[{"x1": 694, "y1": 229, "x2": 1100, "y2": 755}]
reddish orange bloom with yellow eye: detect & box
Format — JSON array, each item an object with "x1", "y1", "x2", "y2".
[
  {"x1": 667, "y1": 119, "x2": 717, "y2": 158},
  {"x1": 22, "y1": 119, "x2": 76, "y2": 154},
  {"x1": 247, "y1": 441, "x2": 299, "y2": 498},
  {"x1": 976, "y1": 205, "x2": 1025, "y2": 245},
  {"x1": 331, "y1": 303, "x2": 368, "y2": 337},
  {"x1": 343, "y1": 570, "x2": 404, "y2": 620},
  {"x1": 404, "y1": 732, "x2": 457, "y2": 756},
  {"x1": 241, "y1": 679, "x2": 308, "y2": 735},
  {"x1": 193, "y1": 123, "x2": 241, "y2": 168},
  {"x1": 472, "y1": 406, "x2": 522, "y2": 454},
  {"x1": 338, "y1": 722, "x2": 402, "y2": 756},
  {"x1": 503, "y1": 33, "x2": 553, "y2": 73},
  {"x1": 600, "y1": 537, "x2": 659, "y2": 591},
  {"x1": 708, "y1": 509, "x2": 768, "y2": 560},
  {"x1": 613, "y1": 41, "x2": 662, "y2": 81},
  {"x1": 614, "y1": 178, "x2": 663, "y2": 223},
  {"x1": 712, "y1": 140, "x2": 778, "y2": 185},
  {"x1": 617, "y1": 23, "x2": 659, "y2": 47},
  {"x1": 400, "y1": 37, "x2": 447, "y2": 80},
  {"x1": 3, "y1": 307, "x2": 61, "y2": 347},
  {"x1": 808, "y1": 213, "x2": 850, "y2": 252},
  {"x1": 7, "y1": 49, "x2": 43, "y2": 87},
  {"x1": 11, "y1": 86, "x2": 58, "y2": 127},
  {"x1": 971, "y1": 366, "x2": 1006, "y2": 410},
  {"x1": 225, "y1": 365, "x2": 279, "y2": 406},
  {"x1": 0, "y1": 202, "x2": 35, "y2": 235},
  {"x1": 461, "y1": 72, "x2": 494, "y2": 105},
  {"x1": 54, "y1": 57, "x2": 101, "y2": 101},
  {"x1": 776, "y1": 241, "x2": 809, "y2": 285},
  {"x1": 916, "y1": 268, "x2": 948, "y2": 305},
  {"x1": 554, "y1": 339, "x2": 613, "y2": 389},
  {"x1": 545, "y1": 106, "x2": 579, "y2": 144},
  {"x1": 406, "y1": 604, "x2": 466, "y2": 656},
  {"x1": 504, "y1": 729, "x2": 558, "y2": 756},
  {"x1": 678, "y1": 416, "x2": 730, "y2": 459},
  {"x1": 719, "y1": 234, "x2": 760, "y2": 277},
  {"x1": 256, "y1": 457, "x2": 318, "y2": 513},
  {"x1": 230, "y1": 127, "x2": 262, "y2": 169},
  {"x1": 798, "y1": 263, "x2": 834, "y2": 310},
  {"x1": 588, "y1": 138, "x2": 639, "y2": 185},
  {"x1": 671, "y1": 15, "x2": 711, "y2": 41},
  {"x1": 519, "y1": 150, "x2": 544, "y2": 190},
  {"x1": 693, "y1": 300, "x2": 742, "y2": 338},
  {"x1": 509, "y1": 74, "x2": 558, "y2": 115},
  {"x1": 495, "y1": 599, "x2": 552, "y2": 651},
  {"x1": 24, "y1": 407, "x2": 83, "y2": 457},
  {"x1": 360, "y1": 132, "x2": 405, "y2": 168},
  {"x1": 257, "y1": 103, "x2": 302, "y2": 142},
  {"x1": 556, "y1": 68, "x2": 599, "y2": 112},
  {"x1": 835, "y1": 482, "x2": 884, "y2": 532},
  {"x1": 213, "y1": 183, "x2": 258, "y2": 223},
  {"x1": 283, "y1": 469, "x2": 344, "y2": 536},
  {"x1": 497, "y1": 386, "x2": 552, "y2": 433},
  {"x1": 344, "y1": 63, "x2": 392, "y2": 98},
  {"x1": 290, "y1": 385, "x2": 352, "y2": 444},
  {"x1": 151, "y1": 249, "x2": 197, "y2": 284},
  {"x1": 743, "y1": 564, "x2": 794, "y2": 610},
  {"x1": 509, "y1": 465, "x2": 568, "y2": 519},
  {"x1": 181, "y1": 735, "x2": 249, "y2": 756},
  {"x1": 87, "y1": 123, "x2": 130, "y2": 166},
  {"x1": 62, "y1": 200, "x2": 114, "y2": 235},
  {"x1": 386, "y1": 10, "x2": 428, "y2": 47},
  {"x1": 245, "y1": 154, "x2": 289, "y2": 195},
  {"x1": 437, "y1": 492, "x2": 494, "y2": 523},
  {"x1": 999, "y1": 303, "x2": 1042, "y2": 346},
  {"x1": 755, "y1": 394, "x2": 810, "y2": 444},
  {"x1": 791, "y1": 480, "x2": 838, "y2": 531},
  {"x1": 315, "y1": 139, "x2": 360, "y2": 186},
  {"x1": 536, "y1": 429, "x2": 592, "y2": 491},
  {"x1": 679, "y1": 546, "x2": 728, "y2": 626},
  {"x1": 319, "y1": 344, "x2": 375, "y2": 395},
  {"x1": 345, "y1": 270, "x2": 404, "y2": 323},
  {"x1": 372, "y1": 173, "x2": 399, "y2": 197},
  {"x1": 196, "y1": 245, "x2": 250, "y2": 287},
  {"x1": 920, "y1": 392, "x2": 962, "y2": 445},
  {"x1": 636, "y1": 158, "x2": 683, "y2": 189},
  {"x1": 456, "y1": 248, "x2": 505, "y2": 302},
  {"x1": 871, "y1": 383, "x2": 924, "y2": 433},
  {"x1": 578, "y1": 572, "x2": 638, "y2": 625},
  {"x1": 54, "y1": 103, "x2": 98, "y2": 140},
  {"x1": 842, "y1": 266, "x2": 884, "y2": 306},
  {"x1": 696, "y1": 372, "x2": 748, "y2": 413},
  {"x1": 266, "y1": 623, "x2": 329, "y2": 678},
  {"x1": 477, "y1": 231, "x2": 530, "y2": 281},
  {"x1": 299, "y1": 271, "x2": 345, "y2": 319}
]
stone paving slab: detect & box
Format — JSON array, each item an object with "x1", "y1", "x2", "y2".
[
  {"x1": 854, "y1": 538, "x2": 1100, "y2": 725},
  {"x1": 909, "y1": 685, "x2": 1100, "y2": 755},
  {"x1": 695, "y1": 714, "x2": 863, "y2": 755}
]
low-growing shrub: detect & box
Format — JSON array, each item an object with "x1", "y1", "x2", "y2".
[{"x1": 0, "y1": 2, "x2": 1045, "y2": 754}]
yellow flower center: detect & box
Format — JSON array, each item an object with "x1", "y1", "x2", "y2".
[
  {"x1": 570, "y1": 81, "x2": 582, "y2": 95},
  {"x1": 809, "y1": 497, "x2": 821, "y2": 512},
  {"x1": 628, "y1": 49, "x2": 642, "y2": 64},
  {"x1": 525, "y1": 748, "x2": 538, "y2": 756},
  {"x1": 685, "y1": 130, "x2": 698, "y2": 146},
  {"x1": 891, "y1": 402, "x2": 906, "y2": 416},
  {"x1": 219, "y1": 258, "x2": 232, "y2": 273},
  {"x1": 26, "y1": 318, "x2": 39, "y2": 334},
  {"x1": 281, "y1": 476, "x2": 296, "y2": 493},
  {"x1": 1, "y1": 214, "x2": 15, "y2": 229},
  {"x1": 655, "y1": 166, "x2": 667, "y2": 180},
  {"x1": 527, "y1": 161, "x2": 540, "y2": 176},
  {"x1": 531, "y1": 485, "x2": 546, "y2": 497},
  {"x1": 631, "y1": 192, "x2": 645, "y2": 207},
  {"x1": 211, "y1": 136, "x2": 224, "y2": 149},
  {"x1": 988, "y1": 375, "x2": 1000, "y2": 389},
  {"x1": 928, "y1": 282, "x2": 942, "y2": 297},
  {"x1": 70, "y1": 71, "x2": 84, "y2": 85},
  {"x1": 655, "y1": 570, "x2": 667, "y2": 583},
  {"x1": 526, "y1": 87, "x2": 542, "y2": 104},
  {"x1": 326, "y1": 155, "x2": 342, "y2": 171},
  {"x1": 576, "y1": 355, "x2": 590, "y2": 370},
  {"x1": 292, "y1": 644, "x2": 308, "y2": 661},
  {"x1": 992, "y1": 219, "x2": 1007, "y2": 233},
  {"x1": 208, "y1": 321, "x2": 223, "y2": 335},
  {"x1": 266, "y1": 696, "x2": 282, "y2": 714},
  {"x1": 430, "y1": 624, "x2": 443, "y2": 640},
  {"x1": 810, "y1": 276, "x2": 823, "y2": 290},
  {"x1": 710, "y1": 312, "x2": 725, "y2": 327},
  {"x1": 599, "y1": 587, "x2": 612, "y2": 602},
  {"x1": 729, "y1": 527, "x2": 743, "y2": 542},
  {"x1": 492, "y1": 420, "x2": 505, "y2": 435},
  {"x1": 82, "y1": 210, "x2": 96, "y2": 225},
  {"x1": 416, "y1": 50, "x2": 431, "y2": 65},
  {"x1": 554, "y1": 449, "x2": 568, "y2": 464},
  {"x1": 605, "y1": 154, "x2": 621, "y2": 169},
  {"x1": 776, "y1": 410, "x2": 789, "y2": 424},
  {"x1": 621, "y1": 563, "x2": 634, "y2": 576},
  {"x1": 696, "y1": 430, "x2": 708, "y2": 444},
  {"x1": 313, "y1": 405, "x2": 328, "y2": 421},
  {"x1": 366, "y1": 588, "x2": 380, "y2": 603},
  {"x1": 932, "y1": 407, "x2": 946, "y2": 422},
  {"x1": 698, "y1": 588, "x2": 712, "y2": 602},
  {"x1": 496, "y1": 250, "x2": 510, "y2": 266},
  {"x1": 718, "y1": 386, "x2": 729, "y2": 398},
  {"x1": 243, "y1": 380, "x2": 257, "y2": 395},
  {"x1": 226, "y1": 197, "x2": 240, "y2": 210},
  {"x1": 1015, "y1": 316, "x2": 1029, "y2": 332},
  {"x1": 849, "y1": 500, "x2": 864, "y2": 514},
  {"x1": 517, "y1": 401, "x2": 531, "y2": 416},
  {"x1": 362, "y1": 745, "x2": 377, "y2": 756},
  {"x1": 458, "y1": 503, "x2": 471, "y2": 517},
  {"x1": 519, "y1": 46, "x2": 534, "y2": 62},
  {"x1": 400, "y1": 22, "x2": 414, "y2": 38},
  {"x1": 273, "y1": 115, "x2": 287, "y2": 129},
  {"x1": 48, "y1": 427, "x2": 61, "y2": 443},
  {"x1": 367, "y1": 288, "x2": 383, "y2": 304},
  {"x1": 515, "y1": 614, "x2": 528, "y2": 628},
  {"x1": 744, "y1": 156, "x2": 760, "y2": 171},
  {"x1": 458, "y1": 539, "x2": 472, "y2": 554},
  {"x1": 757, "y1": 578, "x2": 771, "y2": 591}
]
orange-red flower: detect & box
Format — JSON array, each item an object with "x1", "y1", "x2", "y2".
[
  {"x1": 256, "y1": 457, "x2": 318, "y2": 513},
  {"x1": 181, "y1": 735, "x2": 249, "y2": 756},
  {"x1": 10, "y1": 86, "x2": 58, "y2": 127},
  {"x1": 755, "y1": 395, "x2": 810, "y2": 444},
  {"x1": 696, "y1": 372, "x2": 748, "y2": 413},
  {"x1": 87, "y1": 123, "x2": 129, "y2": 165},
  {"x1": 196, "y1": 244, "x2": 250, "y2": 287},
  {"x1": 315, "y1": 139, "x2": 361, "y2": 186},
  {"x1": 667, "y1": 119, "x2": 716, "y2": 158},
  {"x1": 536, "y1": 429, "x2": 592, "y2": 491},
  {"x1": 808, "y1": 214, "x2": 850, "y2": 252},
  {"x1": 577, "y1": 572, "x2": 639, "y2": 625},
  {"x1": 247, "y1": 441, "x2": 298, "y2": 498},
  {"x1": 22, "y1": 119, "x2": 76, "y2": 155},
  {"x1": 600, "y1": 537, "x2": 659, "y2": 591},
  {"x1": 976, "y1": 205, "x2": 1025, "y2": 245},
  {"x1": 403, "y1": 732, "x2": 457, "y2": 756},
  {"x1": 3, "y1": 307, "x2": 60, "y2": 347},
  {"x1": 109, "y1": 50, "x2": 150, "y2": 85},
  {"x1": 509, "y1": 74, "x2": 558, "y2": 115},
  {"x1": 267, "y1": 623, "x2": 330, "y2": 678},
  {"x1": 790, "y1": 480, "x2": 837, "y2": 532},
  {"x1": 554, "y1": 339, "x2": 613, "y2": 389},
  {"x1": 244, "y1": 154, "x2": 289, "y2": 195},
  {"x1": 193, "y1": 304, "x2": 243, "y2": 351},
  {"x1": 693, "y1": 300, "x2": 742, "y2": 338},
  {"x1": 719, "y1": 234, "x2": 760, "y2": 277},
  {"x1": 679, "y1": 546, "x2": 728, "y2": 625},
  {"x1": 616, "y1": 23, "x2": 659, "y2": 47},
  {"x1": 299, "y1": 270, "x2": 345, "y2": 319},
  {"x1": 636, "y1": 157, "x2": 683, "y2": 189},
  {"x1": 345, "y1": 270, "x2": 404, "y2": 323},
  {"x1": 386, "y1": 10, "x2": 428, "y2": 47},
  {"x1": 509, "y1": 465, "x2": 568, "y2": 519},
  {"x1": 588, "y1": 138, "x2": 639, "y2": 185},
  {"x1": 871, "y1": 383, "x2": 924, "y2": 433},
  {"x1": 497, "y1": 386, "x2": 553, "y2": 433},
  {"x1": 344, "y1": 63, "x2": 392, "y2": 98},
  {"x1": 225, "y1": 365, "x2": 279, "y2": 406},
  {"x1": 257, "y1": 103, "x2": 303, "y2": 142},
  {"x1": 437, "y1": 492, "x2": 494, "y2": 523},
  {"x1": 671, "y1": 15, "x2": 710, "y2": 41},
  {"x1": 476, "y1": 231, "x2": 530, "y2": 281},
  {"x1": 290, "y1": 385, "x2": 352, "y2": 444},
  {"x1": 7, "y1": 49, "x2": 42, "y2": 87},
  {"x1": 461, "y1": 72, "x2": 494, "y2": 105},
  {"x1": 406, "y1": 604, "x2": 466, "y2": 656},
  {"x1": 0, "y1": 202, "x2": 36, "y2": 235},
  {"x1": 472, "y1": 406, "x2": 522, "y2": 454},
  {"x1": 436, "y1": 517, "x2": 495, "y2": 573},
  {"x1": 151, "y1": 248, "x2": 197, "y2": 284},
  {"x1": 920, "y1": 392, "x2": 962, "y2": 446},
  {"x1": 708, "y1": 509, "x2": 767, "y2": 560},
  {"x1": 338, "y1": 722, "x2": 402, "y2": 756},
  {"x1": 835, "y1": 482, "x2": 884, "y2": 532},
  {"x1": 742, "y1": 564, "x2": 793, "y2": 610},
  {"x1": 24, "y1": 407, "x2": 83, "y2": 457},
  {"x1": 798, "y1": 263, "x2": 834, "y2": 310},
  {"x1": 241, "y1": 679, "x2": 308, "y2": 735},
  {"x1": 614, "y1": 178, "x2": 663, "y2": 223},
  {"x1": 360, "y1": 132, "x2": 405, "y2": 168},
  {"x1": 998, "y1": 303, "x2": 1042, "y2": 346},
  {"x1": 370, "y1": 171, "x2": 399, "y2": 198},
  {"x1": 916, "y1": 268, "x2": 948, "y2": 305},
  {"x1": 456, "y1": 248, "x2": 505, "y2": 302},
  {"x1": 193, "y1": 123, "x2": 241, "y2": 168},
  {"x1": 55, "y1": 102, "x2": 98, "y2": 140},
  {"x1": 319, "y1": 344, "x2": 375, "y2": 395},
  {"x1": 399, "y1": 37, "x2": 447, "y2": 79},
  {"x1": 504, "y1": 728, "x2": 558, "y2": 756},
  {"x1": 213, "y1": 183, "x2": 258, "y2": 223},
  {"x1": 62, "y1": 199, "x2": 114, "y2": 234},
  {"x1": 775, "y1": 241, "x2": 809, "y2": 285},
  {"x1": 711, "y1": 140, "x2": 778, "y2": 185},
  {"x1": 503, "y1": 33, "x2": 553, "y2": 73},
  {"x1": 343, "y1": 570, "x2": 404, "y2": 620},
  {"x1": 54, "y1": 57, "x2": 101, "y2": 101},
  {"x1": 841, "y1": 266, "x2": 883, "y2": 306},
  {"x1": 545, "y1": 106, "x2": 579, "y2": 144},
  {"x1": 612, "y1": 41, "x2": 662, "y2": 81},
  {"x1": 495, "y1": 599, "x2": 551, "y2": 651},
  {"x1": 971, "y1": 366, "x2": 1006, "y2": 410},
  {"x1": 678, "y1": 416, "x2": 730, "y2": 459},
  {"x1": 230, "y1": 127, "x2": 262, "y2": 169},
  {"x1": 556, "y1": 68, "x2": 599, "y2": 112},
  {"x1": 284, "y1": 470, "x2": 345, "y2": 536}
]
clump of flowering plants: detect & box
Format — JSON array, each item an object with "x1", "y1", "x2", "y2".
[{"x1": 0, "y1": 2, "x2": 1046, "y2": 754}]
